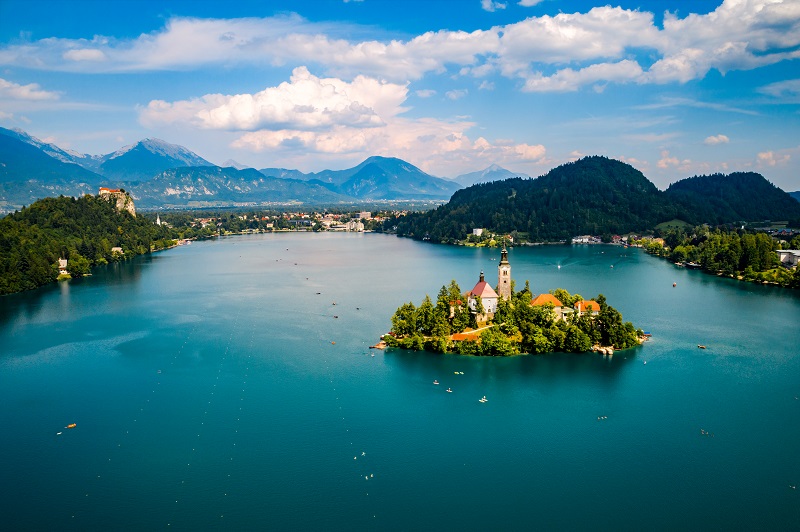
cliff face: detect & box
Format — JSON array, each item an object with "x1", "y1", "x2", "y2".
[{"x1": 98, "y1": 188, "x2": 136, "y2": 217}]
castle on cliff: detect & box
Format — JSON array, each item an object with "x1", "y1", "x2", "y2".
[{"x1": 98, "y1": 187, "x2": 136, "y2": 217}]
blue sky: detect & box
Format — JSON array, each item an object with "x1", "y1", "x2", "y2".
[{"x1": 0, "y1": 0, "x2": 798, "y2": 190}]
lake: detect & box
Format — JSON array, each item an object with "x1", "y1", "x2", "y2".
[{"x1": 2, "y1": 233, "x2": 799, "y2": 530}]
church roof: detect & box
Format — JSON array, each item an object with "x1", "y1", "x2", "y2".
[
  {"x1": 531, "y1": 293, "x2": 563, "y2": 307},
  {"x1": 469, "y1": 281, "x2": 498, "y2": 300}
]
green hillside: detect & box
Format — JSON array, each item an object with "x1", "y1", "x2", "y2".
[
  {"x1": 665, "y1": 172, "x2": 800, "y2": 224},
  {"x1": 392, "y1": 157, "x2": 799, "y2": 243},
  {"x1": 393, "y1": 156, "x2": 687, "y2": 242},
  {"x1": 0, "y1": 194, "x2": 177, "y2": 294}
]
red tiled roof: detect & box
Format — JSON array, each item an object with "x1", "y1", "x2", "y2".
[
  {"x1": 469, "y1": 281, "x2": 498, "y2": 300},
  {"x1": 531, "y1": 293, "x2": 563, "y2": 307},
  {"x1": 575, "y1": 300, "x2": 600, "y2": 312}
]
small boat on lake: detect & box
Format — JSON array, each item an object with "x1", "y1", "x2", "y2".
[
  {"x1": 698, "y1": 345, "x2": 707, "y2": 349},
  {"x1": 433, "y1": 380, "x2": 439, "y2": 385},
  {"x1": 66, "y1": 423, "x2": 76, "y2": 429}
]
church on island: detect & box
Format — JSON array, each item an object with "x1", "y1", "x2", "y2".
[
  {"x1": 464, "y1": 246, "x2": 598, "y2": 324},
  {"x1": 386, "y1": 243, "x2": 642, "y2": 355},
  {"x1": 466, "y1": 246, "x2": 511, "y2": 318}
]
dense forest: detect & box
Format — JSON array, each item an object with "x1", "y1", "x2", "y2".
[
  {"x1": 0, "y1": 194, "x2": 178, "y2": 294},
  {"x1": 642, "y1": 227, "x2": 800, "y2": 288},
  {"x1": 664, "y1": 172, "x2": 800, "y2": 226},
  {"x1": 385, "y1": 282, "x2": 642, "y2": 356},
  {"x1": 387, "y1": 157, "x2": 800, "y2": 243}
]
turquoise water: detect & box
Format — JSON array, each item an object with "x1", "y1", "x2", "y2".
[{"x1": 2, "y1": 233, "x2": 799, "y2": 530}]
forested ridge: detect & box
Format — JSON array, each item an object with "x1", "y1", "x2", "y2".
[
  {"x1": 389, "y1": 157, "x2": 800, "y2": 243},
  {"x1": 664, "y1": 172, "x2": 800, "y2": 225},
  {"x1": 0, "y1": 194, "x2": 177, "y2": 294}
]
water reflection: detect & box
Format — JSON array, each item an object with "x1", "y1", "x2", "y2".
[
  {"x1": 0, "y1": 255, "x2": 149, "y2": 329},
  {"x1": 384, "y1": 346, "x2": 639, "y2": 391}
]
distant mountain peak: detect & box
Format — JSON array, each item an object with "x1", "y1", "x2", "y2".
[
  {"x1": 106, "y1": 138, "x2": 207, "y2": 162},
  {"x1": 222, "y1": 159, "x2": 251, "y2": 170},
  {"x1": 454, "y1": 164, "x2": 528, "y2": 187},
  {"x1": 99, "y1": 137, "x2": 212, "y2": 181}
]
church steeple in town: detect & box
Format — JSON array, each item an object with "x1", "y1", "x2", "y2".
[{"x1": 498, "y1": 245, "x2": 511, "y2": 300}]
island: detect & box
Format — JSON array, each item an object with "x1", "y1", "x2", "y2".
[{"x1": 384, "y1": 247, "x2": 644, "y2": 356}]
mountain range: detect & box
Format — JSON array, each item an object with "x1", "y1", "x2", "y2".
[
  {"x1": 0, "y1": 127, "x2": 465, "y2": 211},
  {"x1": 1, "y1": 127, "x2": 798, "y2": 226},
  {"x1": 261, "y1": 156, "x2": 460, "y2": 200}
]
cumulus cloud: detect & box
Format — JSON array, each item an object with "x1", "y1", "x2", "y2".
[
  {"x1": 704, "y1": 134, "x2": 729, "y2": 145},
  {"x1": 142, "y1": 67, "x2": 546, "y2": 175},
  {"x1": 415, "y1": 89, "x2": 436, "y2": 98},
  {"x1": 518, "y1": 0, "x2": 544, "y2": 5},
  {"x1": 140, "y1": 67, "x2": 404, "y2": 131},
  {"x1": 0, "y1": 77, "x2": 59, "y2": 100},
  {"x1": 481, "y1": 0, "x2": 507, "y2": 12},
  {"x1": 1, "y1": 2, "x2": 798, "y2": 92}
]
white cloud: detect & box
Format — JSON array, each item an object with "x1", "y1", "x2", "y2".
[
  {"x1": 2, "y1": 2, "x2": 798, "y2": 92},
  {"x1": 521, "y1": 60, "x2": 644, "y2": 92},
  {"x1": 758, "y1": 79, "x2": 800, "y2": 99},
  {"x1": 0, "y1": 77, "x2": 59, "y2": 100},
  {"x1": 63, "y1": 48, "x2": 106, "y2": 62},
  {"x1": 657, "y1": 150, "x2": 692, "y2": 171},
  {"x1": 499, "y1": 7, "x2": 659, "y2": 68},
  {"x1": 415, "y1": 89, "x2": 436, "y2": 98},
  {"x1": 757, "y1": 150, "x2": 791, "y2": 167},
  {"x1": 140, "y1": 66, "x2": 405, "y2": 131},
  {"x1": 704, "y1": 134, "x2": 729, "y2": 146},
  {"x1": 478, "y1": 80, "x2": 494, "y2": 91},
  {"x1": 445, "y1": 89, "x2": 468, "y2": 100},
  {"x1": 481, "y1": 0, "x2": 507, "y2": 12}
]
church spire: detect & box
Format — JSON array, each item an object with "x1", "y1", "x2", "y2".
[{"x1": 497, "y1": 245, "x2": 511, "y2": 300}]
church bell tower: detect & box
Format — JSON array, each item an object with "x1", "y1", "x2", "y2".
[{"x1": 498, "y1": 245, "x2": 511, "y2": 300}]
